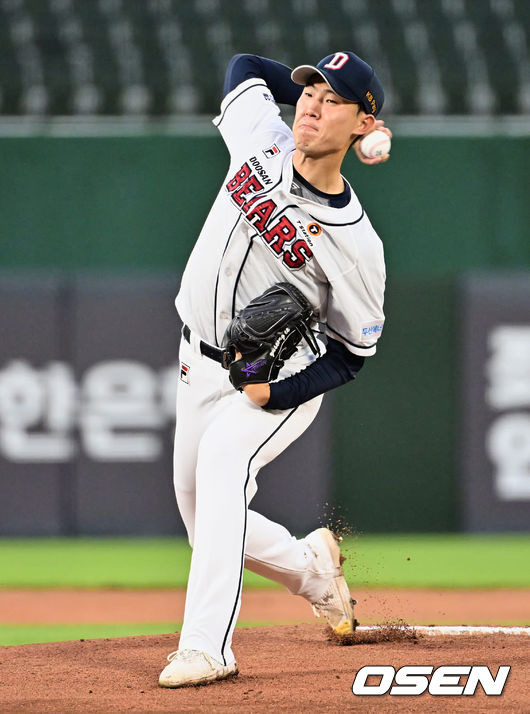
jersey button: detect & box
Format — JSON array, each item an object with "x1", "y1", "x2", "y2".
[
  {"x1": 225, "y1": 267, "x2": 233, "y2": 276},
  {"x1": 220, "y1": 312, "x2": 229, "y2": 320}
]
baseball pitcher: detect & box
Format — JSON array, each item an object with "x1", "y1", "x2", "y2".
[{"x1": 159, "y1": 51, "x2": 389, "y2": 688}]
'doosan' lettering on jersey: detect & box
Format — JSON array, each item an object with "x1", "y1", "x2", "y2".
[{"x1": 225, "y1": 160, "x2": 314, "y2": 271}]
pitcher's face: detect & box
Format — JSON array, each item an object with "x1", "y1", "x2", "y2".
[{"x1": 293, "y1": 80, "x2": 365, "y2": 158}]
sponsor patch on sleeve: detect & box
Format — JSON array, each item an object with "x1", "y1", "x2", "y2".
[{"x1": 361, "y1": 320, "x2": 385, "y2": 339}]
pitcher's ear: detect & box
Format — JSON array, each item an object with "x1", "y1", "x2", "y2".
[{"x1": 354, "y1": 112, "x2": 376, "y2": 138}]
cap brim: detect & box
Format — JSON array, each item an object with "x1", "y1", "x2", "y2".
[{"x1": 291, "y1": 65, "x2": 332, "y2": 90}]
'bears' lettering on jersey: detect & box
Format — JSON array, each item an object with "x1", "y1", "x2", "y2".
[
  {"x1": 263, "y1": 215, "x2": 295, "y2": 254},
  {"x1": 225, "y1": 161, "x2": 313, "y2": 271}
]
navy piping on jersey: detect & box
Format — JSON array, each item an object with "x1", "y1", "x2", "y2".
[
  {"x1": 220, "y1": 406, "x2": 299, "y2": 664},
  {"x1": 308, "y1": 208, "x2": 365, "y2": 227},
  {"x1": 213, "y1": 213, "x2": 243, "y2": 345},
  {"x1": 326, "y1": 323, "x2": 374, "y2": 350},
  {"x1": 214, "y1": 79, "x2": 268, "y2": 129},
  {"x1": 231, "y1": 235, "x2": 256, "y2": 318}
]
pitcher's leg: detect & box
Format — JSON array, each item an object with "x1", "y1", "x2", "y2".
[
  {"x1": 178, "y1": 396, "x2": 321, "y2": 665},
  {"x1": 245, "y1": 509, "x2": 357, "y2": 636},
  {"x1": 172, "y1": 338, "x2": 229, "y2": 544},
  {"x1": 244, "y1": 510, "x2": 332, "y2": 602}
]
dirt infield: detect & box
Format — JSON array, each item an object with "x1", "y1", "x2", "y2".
[
  {"x1": 0, "y1": 624, "x2": 528, "y2": 712},
  {"x1": 1, "y1": 587, "x2": 529, "y2": 625},
  {"x1": 1, "y1": 588, "x2": 529, "y2": 711}
]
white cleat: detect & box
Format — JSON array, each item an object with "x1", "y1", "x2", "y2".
[
  {"x1": 306, "y1": 528, "x2": 357, "y2": 635},
  {"x1": 158, "y1": 648, "x2": 239, "y2": 688}
]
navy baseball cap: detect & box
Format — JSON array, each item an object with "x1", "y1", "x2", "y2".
[{"x1": 291, "y1": 51, "x2": 384, "y2": 116}]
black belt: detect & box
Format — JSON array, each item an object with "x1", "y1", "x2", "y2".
[{"x1": 182, "y1": 324, "x2": 226, "y2": 365}]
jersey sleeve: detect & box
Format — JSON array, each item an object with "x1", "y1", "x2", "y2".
[
  {"x1": 325, "y1": 235, "x2": 386, "y2": 357},
  {"x1": 213, "y1": 78, "x2": 292, "y2": 157},
  {"x1": 223, "y1": 54, "x2": 302, "y2": 106},
  {"x1": 266, "y1": 338, "x2": 365, "y2": 410}
]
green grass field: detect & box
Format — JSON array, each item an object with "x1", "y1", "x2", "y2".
[
  {"x1": 0, "y1": 621, "x2": 280, "y2": 647},
  {"x1": 1, "y1": 534, "x2": 529, "y2": 589},
  {"x1": 1, "y1": 534, "x2": 528, "y2": 646}
]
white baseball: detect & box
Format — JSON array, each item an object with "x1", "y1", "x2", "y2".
[{"x1": 360, "y1": 130, "x2": 391, "y2": 158}]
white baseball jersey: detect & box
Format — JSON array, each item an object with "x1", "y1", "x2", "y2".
[{"x1": 176, "y1": 77, "x2": 386, "y2": 359}]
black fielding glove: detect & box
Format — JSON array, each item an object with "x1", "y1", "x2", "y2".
[{"x1": 222, "y1": 282, "x2": 320, "y2": 391}]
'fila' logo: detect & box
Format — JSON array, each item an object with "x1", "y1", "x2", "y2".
[
  {"x1": 180, "y1": 363, "x2": 190, "y2": 384},
  {"x1": 263, "y1": 143, "x2": 280, "y2": 159},
  {"x1": 323, "y1": 52, "x2": 349, "y2": 70}
]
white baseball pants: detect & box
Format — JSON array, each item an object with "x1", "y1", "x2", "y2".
[{"x1": 173, "y1": 332, "x2": 329, "y2": 666}]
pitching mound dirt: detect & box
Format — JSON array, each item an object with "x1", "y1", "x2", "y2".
[
  {"x1": 326, "y1": 619, "x2": 419, "y2": 646},
  {"x1": 0, "y1": 623, "x2": 528, "y2": 712}
]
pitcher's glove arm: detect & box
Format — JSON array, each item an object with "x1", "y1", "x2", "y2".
[
  {"x1": 266, "y1": 337, "x2": 365, "y2": 410},
  {"x1": 222, "y1": 282, "x2": 319, "y2": 391}
]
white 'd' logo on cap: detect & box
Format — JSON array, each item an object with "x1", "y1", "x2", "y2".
[{"x1": 323, "y1": 52, "x2": 349, "y2": 70}]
